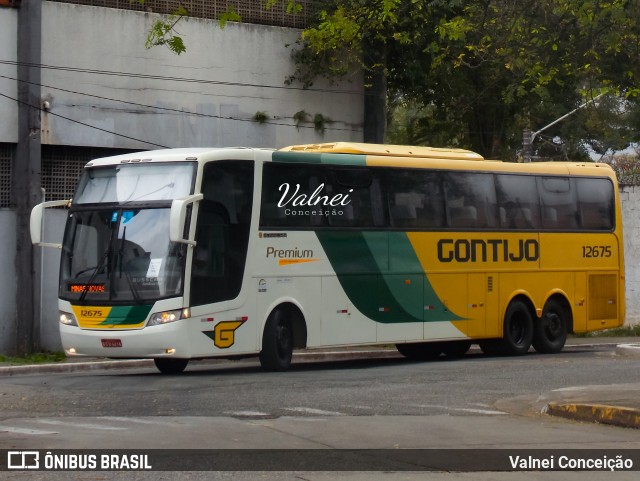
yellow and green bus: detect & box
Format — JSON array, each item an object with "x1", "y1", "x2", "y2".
[{"x1": 31, "y1": 142, "x2": 625, "y2": 373}]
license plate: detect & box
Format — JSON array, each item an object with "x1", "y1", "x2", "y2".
[{"x1": 101, "y1": 339, "x2": 122, "y2": 348}]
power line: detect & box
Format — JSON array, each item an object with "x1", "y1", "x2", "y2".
[
  {"x1": 0, "y1": 59, "x2": 365, "y2": 97},
  {"x1": 0, "y1": 92, "x2": 170, "y2": 149},
  {"x1": 0, "y1": 73, "x2": 361, "y2": 132}
]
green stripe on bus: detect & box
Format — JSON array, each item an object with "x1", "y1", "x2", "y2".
[
  {"x1": 273, "y1": 151, "x2": 366, "y2": 166},
  {"x1": 316, "y1": 231, "x2": 462, "y2": 323},
  {"x1": 100, "y1": 305, "x2": 153, "y2": 325}
]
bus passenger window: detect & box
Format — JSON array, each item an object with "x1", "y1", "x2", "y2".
[
  {"x1": 384, "y1": 170, "x2": 444, "y2": 229},
  {"x1": 444, "y1": 172, "x2": 498, "y2": 229},
  {"x1": 538, "y1": 177, "x2": 578, "y2": 230},
  {"x1": 495, "y1": 174, "x2": 541, "y2": 229},
  {"x1": 577, "y1": 178, "x2": 614, "y2": 230}
]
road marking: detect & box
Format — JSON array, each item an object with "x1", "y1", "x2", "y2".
[
  {"x1": 411, "y1": 404, "x2": 507, "y2": 415},
  {"x1": 284, "y1": 407, "x2": 345, "y2": 416},
  {"x1": 225, "y1": 411, "x2": 273, "y2": 418},
  {"x1": 35, "y1": 419, "x2": 127, "y2": 431},
  {"x1": 102, "y1": 416, "x2": 180, "y2": 426},
  {"x1": 0, "y1": 426, "x2": 58, "y2": 435}
]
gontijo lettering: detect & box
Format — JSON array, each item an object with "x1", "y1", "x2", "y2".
[{"x1": 438, "y1": 238, "x2": 539, "y2": 263}]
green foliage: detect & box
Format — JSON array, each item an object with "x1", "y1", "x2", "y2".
[
  {"x1": 293, "y1": 110, "x2": 310, "y2": 130},
  {"x1": 313, "y1": 113, "x2": 333, "y2": 135},
  {"x1": 218, "y1": 6, "x2": 242, "y2": 29},
  {"x1": 0, "y1": 352, "x2": 66, "y2": 364},
  {"x1": 145, "y1": 10, "x2": 188, "y2": 55},
  {"x1": 253, "y1": 111, "x2": 269, "y2": 123}
]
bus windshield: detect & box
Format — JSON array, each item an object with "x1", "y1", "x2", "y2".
[
  {"x1": 60, "y1": 207, "x2": 187, "y2": 304},
  {"x1": 74, "y1": 163, "x2": 195, "y2": 204}
]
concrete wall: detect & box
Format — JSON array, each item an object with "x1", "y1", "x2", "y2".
[
  {"x1": 39, "y1": 2, "x2": 363, "y2": 150},
  {"x1": 621, "y1": 186, "x2": 640, "y2": 325},
  {"x1": 0, "y1": 7, "x2": 18, "y2": 143},
  {"x1": 0, "y1": 211, "x2": 17, "y2": 353}
]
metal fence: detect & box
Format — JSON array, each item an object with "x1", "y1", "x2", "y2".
[{"x1": 49, "y1": 0, "x2": 314, "y2": 29}]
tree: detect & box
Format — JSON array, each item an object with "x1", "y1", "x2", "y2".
[{"x1": 141, "y1": 0, "x2": 640, "y2": 159}]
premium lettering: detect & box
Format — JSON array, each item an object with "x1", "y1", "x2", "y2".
[
  {"x1": 266, "y1": 247, "x2": 314, "y2": 259},
  {"x1": 438, "y1": 239, "x2": 539, "y2": 263}
]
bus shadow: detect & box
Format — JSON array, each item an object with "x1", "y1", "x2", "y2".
[{"x1": 111, "y1": 346, "x2": 595, "y2": 378}]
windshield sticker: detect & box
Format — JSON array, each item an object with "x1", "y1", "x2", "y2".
[
  {"x1": 146, "y1": 258, "x2": 163, "y2": 278},
  {"x1": 121, "y1": 211, "x2": 135, "y2": 224},
  {"x1": 111, "y1": 212, "x2": 119, "y2": 223}
]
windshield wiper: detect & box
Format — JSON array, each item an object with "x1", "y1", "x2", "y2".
[
  {"x1": 116, "y1": 226, "x2": 143, "y2": 304},
  {"x1": 78, "y1": 246, "x2": 111, "y2": 303}
]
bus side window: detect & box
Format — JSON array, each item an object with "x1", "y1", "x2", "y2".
[
  {"x1": 385, "y1": 170, "x2": 444, "y2": 229},
  {"x1": 538, "y1": 177, "x2": 579, "y2": 230},
  {"x1": 577, "y1": 177, "x2": 614, "y2": 230},
  {"x1": 495, "y1": 174, "x2": 541, "y2": 229},
  {"x1": 444, "y1": 172, "x2": 498, "y2": 229}
]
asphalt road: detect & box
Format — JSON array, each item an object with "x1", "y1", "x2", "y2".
[
  {"x1": 1, "y1": 342, "x2": 639, "y2": 480},
  {"x1": 0, "y1": 343, "x2": 636, "y2": 419}
]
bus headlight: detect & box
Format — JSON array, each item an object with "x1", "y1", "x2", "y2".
[
  {"x1": 148, "y1": 308, "x2": 189, "y2": 327},
  {"x1": 59, "y1": 311, "x2": 78, "y2": 326}
]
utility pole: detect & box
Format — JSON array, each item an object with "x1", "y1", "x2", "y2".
[
  {"x1": 362, "y1": 35, "x2": 386, "y2": 143},
  {"x1": 14, "y1": 0, "x2": 42, "y2": 355},
  {"x1": 522, "y1": 92, "x2": 607, "y2": 162}
]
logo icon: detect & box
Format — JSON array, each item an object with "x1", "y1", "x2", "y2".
[{"x1": 8, "y1": 451, "x2": 40, "y2": 470}]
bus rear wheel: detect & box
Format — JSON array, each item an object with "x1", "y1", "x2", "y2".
[
  {"x1": 154, "y1": 358, "x2": 189, "y2": 374},
  {"x1": 533, "y1": 299, "x2": 568, "y2": 354},
  {"x1": 260, "y1": 309, "x2": 294, "y2": 371}
]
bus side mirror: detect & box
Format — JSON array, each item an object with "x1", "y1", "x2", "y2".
[
  {"x1": 30, "y1": 199, "x2": 71, "y2": 248},
  {"x1": 169, "y1": 194, "x2": 203, "y2": 246}
]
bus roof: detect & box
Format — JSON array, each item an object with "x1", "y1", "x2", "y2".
[
  {"x1": 84, "y1": 147, "x2": 269, "y2": 167},
  {"x1": 280, "y1": 142, "x2": 485, "y2": 161}
]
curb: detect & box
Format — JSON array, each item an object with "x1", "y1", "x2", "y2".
[
  {"x1": 0, "y1": 359, "x2": 154, "y2": 376},
  {"x1": 0, "y1": 341, "x2": 636, "y2": 376},
  {"x1": 544, "y1": 402, "x2": 640, "y2": 429},
  {"x1": 0, "y1": 349, "x2": 401, "y2": 376},
  {"x1": 615, "y1": 343, "x2": 640, "y2": 358}
]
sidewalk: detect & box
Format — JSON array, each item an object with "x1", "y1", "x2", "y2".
[{"x1": 1, "y1": 337, "x2": 639, "y2": 429}]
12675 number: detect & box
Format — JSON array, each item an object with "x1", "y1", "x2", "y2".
[{"x1": 582, "y1": 246, "x2": 612, "y2": 258}]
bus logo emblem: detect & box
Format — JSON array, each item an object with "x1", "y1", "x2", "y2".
[{"x1": 202, "y1": 319, "x2": 247, "y2": 349}]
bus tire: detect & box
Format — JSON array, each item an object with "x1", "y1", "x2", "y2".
[
  {"x1": 499, "y1": 299, "x2": 534, "y2": 355},
  {"x1": 259, "y1": 308, "x2": 294, "y2": 371},
  {"x1": 396, "y1": 342, "x2": 442, "y2": 360},
  {"x1": 154, "y1": 358, "x2": 189, "y2": 374},
  {"x1": 440, "y1": 341, "x2": 471, "y2": 358},
  {"x1": 533, "y1": 298, "x2": 568, "y2": 354}
]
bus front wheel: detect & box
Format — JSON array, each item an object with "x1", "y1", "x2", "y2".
[
  {"x1": 532, "y1": 299, "x2": 568, "y2": 354},
  {"x1": 260, "y1": 309, "x2": 294, "y2": 371},
  {"x1": 154, "y1": 358, "x2": 189, "y2": 374}
]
